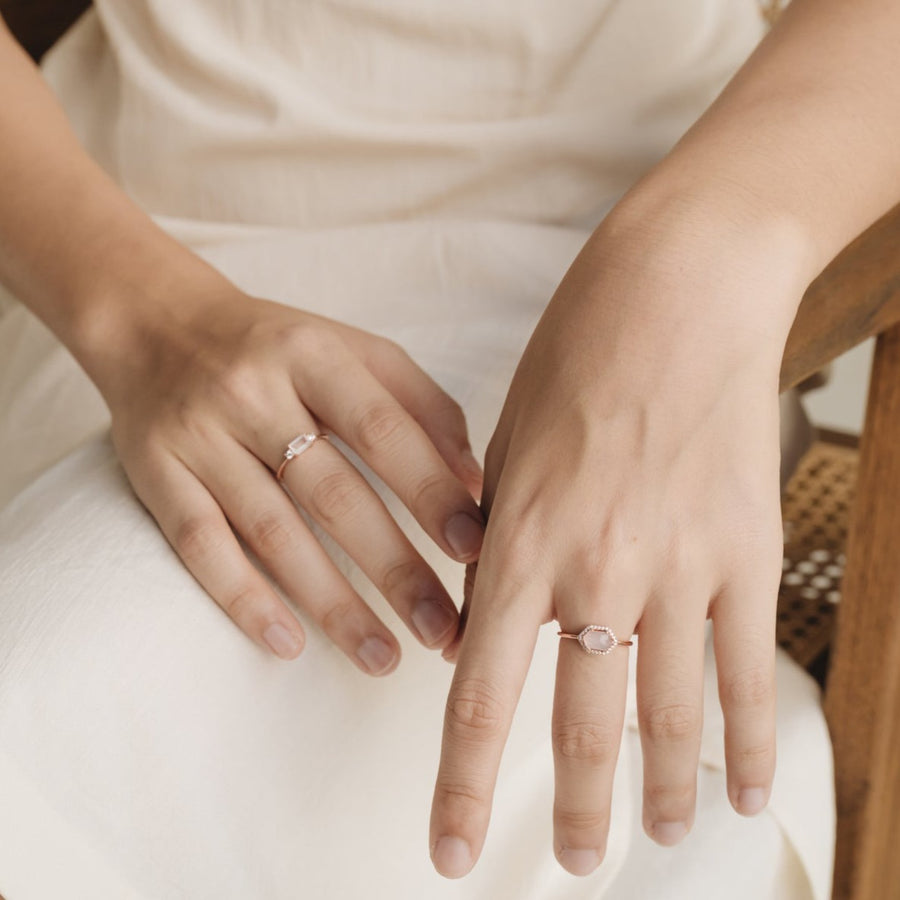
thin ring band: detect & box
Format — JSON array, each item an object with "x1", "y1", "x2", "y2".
[
  {"x1": 276, "y1": 432, "x2": 329, "y2": 481},
  {"x1": 558, "y1": 625, "x2": 634, "y2": 656}
]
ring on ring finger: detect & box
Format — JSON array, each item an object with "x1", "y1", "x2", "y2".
[{"x1": 276, "y1": 432, "x2": 330, "y2": 481}]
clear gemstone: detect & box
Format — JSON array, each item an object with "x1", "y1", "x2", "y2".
[
  {"x1": 581, "y1": 627, "x2": 615, "y2": 653},
  {"x1": 287, "y1": 435, "x2": 315, "y2": 455}
]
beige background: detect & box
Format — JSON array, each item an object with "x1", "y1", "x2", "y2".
[{"x1": 804, "y1": 339, "x2": 874, "y2": 434}]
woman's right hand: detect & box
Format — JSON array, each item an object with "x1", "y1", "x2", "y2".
[
  {"x1": 0, "y1": 19, "x2": 483, "y2": 673},
  {"x1": 93, "y1": 274, "x2": 485, "y2": 672}
]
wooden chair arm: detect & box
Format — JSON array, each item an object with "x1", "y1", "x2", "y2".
[{"x1": 782, "y1": 202, "x2": 900, "y2": 391}]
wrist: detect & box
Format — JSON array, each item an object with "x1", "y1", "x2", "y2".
[
  {"x1": 545, "y1": 175, "x2": 821, "y2": 398},
  {"x1": 613, "y1": 165, "x2": 818, "y2": 283},
  {"x1": 66, "y1": 243, "x2": 233, "y2": 402},
  {"x1": 592, "y1": 170, "x2": 820, "y2": 345}
]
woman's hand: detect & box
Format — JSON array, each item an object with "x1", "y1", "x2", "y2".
[
  {"x1": 430, "y1": 201, "x2": 810, "y2": 876},
  {"x1": 93, "y1": 275, "x2": 485, "y2": 671},
  {"x1": 428, "y1": 0, "x2": 900, "y2": 872}
]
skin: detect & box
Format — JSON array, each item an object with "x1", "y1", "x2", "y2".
[
  {"x1": 1, "y1": 0, "x2": 899, "y2": 882},
  {"x1": 0, "y1": 17, "x2": 487, "y2": 673},
  {"x1": 431, "y1": 0, "x2": 900, "y2": 877}
]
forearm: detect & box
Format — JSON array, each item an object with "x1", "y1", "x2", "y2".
[
  {"x1": 609, "y1": 0, "x2": 900, "y2": 314},
  {"x1": 0, "y1": 17, "x2": 220, "y2": 387}
]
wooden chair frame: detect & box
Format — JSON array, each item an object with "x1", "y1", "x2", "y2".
[
  {"x1": 3, "y1": 3, "x2": 900, "y2": 897},
  {"x1": 784, "y1": 204, "x2": 900, "y2": 900}
]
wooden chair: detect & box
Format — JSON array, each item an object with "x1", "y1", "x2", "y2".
[
  {"x1": 782, "y1": 206, "x2": 900, "y2": 900},
  {"x1": 2, "y1": 3, "x2": 900, "y2": 897}
]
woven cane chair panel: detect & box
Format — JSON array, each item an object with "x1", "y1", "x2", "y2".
[{"x1": 777, "y1": 436, "x2": 858, "y2": 671}]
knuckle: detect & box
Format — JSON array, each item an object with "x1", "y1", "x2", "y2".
[
  {"x1": 554, "y1": 805, "x2": 610, "y2": 834},
  {"x1": 373, "y1": 335, "x2": 409, "y2": 364},
  {"x1": 380, "y1": 557, "x2": 423, "y2": 596},
  {"x1": 215, "y1": 366, "x2": 272, "y2": 430},
  {"x1": 489, "y1": 516, "x2": 547, "y2": 572},
  {"x1": 640, "y1": 703, "x2": 701, "y2": 744},
  {"x1": 645, "y1": 781, "x2": 695, "y2": 811},
  {"x1": 222, "y1": 583, "x2": 261, "y2": 623},
  {"x1": 354, "y1": 402, "x2": 407, "y2": 453},
  {"x1": 246, "y1": 513, "x2": 295, "y2": 558},
  {"x1": 320, "y1": 598, "x2": 357, "y2": 635},
  {"x1": 445, "y1": 678, "x2": 505, "y2": 740},
  {"x1": 435, "y1": 779, "x2": 486, "y2": 811},
  {"x1": 173, "y1": 516, "x2": 229, "y2": 566},
  {"x1": 553, "y1": 720, "x2": 618, "y2": 765},
  {"x1": 660, "y1": 532, "x2": 705, "y2": 580},
  {"x1": 218, "y1": 361, "x2": 260, "y2": 409},
  {"x1": 723, "y1": 667, "x2": 774, "y2": 709},
  {"x1": 433, "y1": 392, "x2": 467, "y2": 435},
  {"x1": 309, "y1": 470, "x2": 366, "y2": 523},
  {"x1": 409, "y1": 470, "x2": 448, "y2": 508},
  {"x1": 284, "y1": 325, "x2": 348, "y2": 389},
  {"x1": 170, "y1": 398, "x2": 213, "y2": 443},
  {"x1": 288, "y1": 322, "x2": 343, "y2": 359},
  {"x1": 732, "y1": 742, "x2": 774, "y2": 771}
]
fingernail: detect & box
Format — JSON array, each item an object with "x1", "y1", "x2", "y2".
[
  {"x1": 263, "y1": 623, "x2": 303, "y2": 660},
  {"x1": 558, "y1": 847, "x2": 601, "y2": 876},
  {"x1": 412, "y1": 599, "x2": 456, "y2": 646},
  {"x1": 432, "y1": 835, "x2": 472, "y2": 878},
  {"x1": 356, "y1": 636, "x2": 398, "y2": 675},
  {"x1": 651, "y1": 821, "x2": 688, "y2": 846},
  {"x1": 737, "y1": 787, "x2": 768, "y2": 816},
  {"x1": 461, "y1": 447, "x2": 483, "y2": 480},
  {"x1": 445, "y1": 512, "x2": 484, "y2": 560}
]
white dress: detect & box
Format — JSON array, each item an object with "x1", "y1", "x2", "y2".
[{"x1": 0, "y1": 1, "x2": 834, "y2": 898}]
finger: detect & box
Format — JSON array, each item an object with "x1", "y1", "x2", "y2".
[
  {"x1": 552, "y1": 618, "x2": 633, "y2": 875},
  {"x1": 430, "y1": 567, "x2": 543, "y2": 878},
  {"x1": 193, "y1": 440, "x2": 402, "y2": 676},
  {"x1": 275, "y1": 433, "x2": 459, "y2": 650},
  {"x1": 440, "y1": 560, "x2": 477, "y2": 664},
  {"x1": 635, "y1": 594, "x2": 707, "y2": 846},
  {"x1": 128, "y1": 455, "x2": 307, "y2": 661},
  {"x1": 441, "y1": 426, "x2": 508, "y2": 666},
  {"x1": 296, "y1": 345, "x2": 486, "y2": 563},
  {"x1": 711, "y1": 581, "x2": 778, "y2": 816},
  {"x1": 364, "y1": 339, "x2": 484, "y2": 497}
]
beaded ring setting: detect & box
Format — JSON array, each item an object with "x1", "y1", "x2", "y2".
[{"x1": 557, "y1": 625, "x2": 634, "y2": 656}]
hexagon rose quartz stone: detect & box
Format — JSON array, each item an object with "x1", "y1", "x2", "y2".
[{"x1": 579, "y1": 626, "x2": 617, "y2": 654}]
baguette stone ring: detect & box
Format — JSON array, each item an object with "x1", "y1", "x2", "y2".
[
  {"x1": 276, "y1": 433, "x2": 329, "y2": 481},
  {"x1": 557, "y1": 625, "x2": 634, "y2": 656}
]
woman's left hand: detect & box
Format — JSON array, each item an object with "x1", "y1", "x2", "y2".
[{"x1": 428, "y1": 199, "x2": 808, "y2": 877}]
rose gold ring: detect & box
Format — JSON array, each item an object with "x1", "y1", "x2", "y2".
[
  {"x1": 276, "y1": 433, "x2": 329, "y2": 481},
  {"x1": 558, "y1": 625, "x2": 634, "y2": 656}
]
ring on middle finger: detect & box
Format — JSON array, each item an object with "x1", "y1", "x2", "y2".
[{"x1": 557, "y1": 624, "x2": 634, "y2": 655}]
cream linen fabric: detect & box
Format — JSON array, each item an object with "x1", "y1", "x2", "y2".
[{"x1": 0, "y1": 2, "x2": 833, "y2": 898}]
